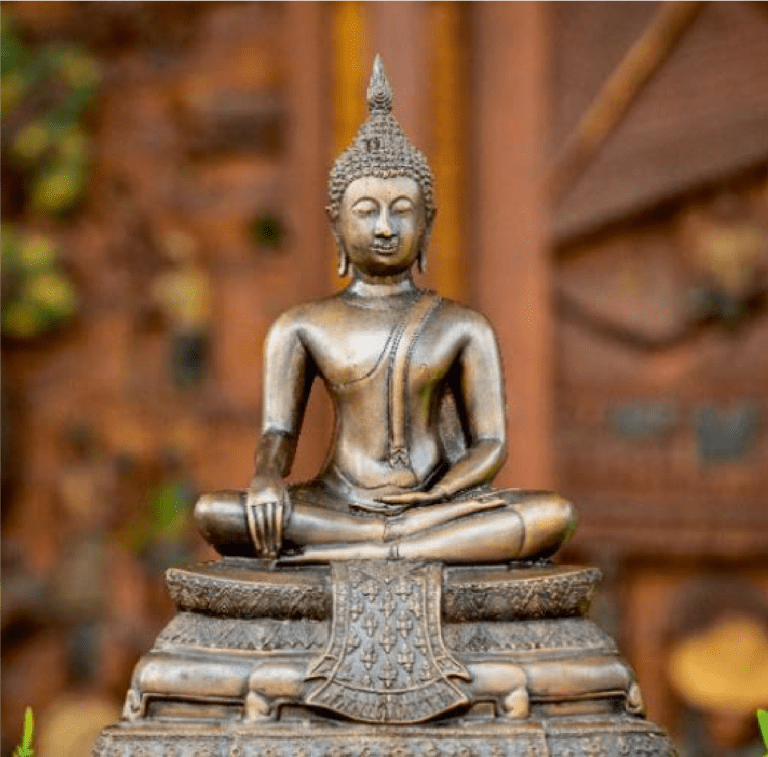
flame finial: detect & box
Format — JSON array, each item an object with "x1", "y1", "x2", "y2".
[{"x1": 367, "y1": 54, "x2": 393, "y2": 115}]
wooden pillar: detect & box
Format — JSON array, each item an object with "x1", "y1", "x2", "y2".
[
  {"x1": 472, "y1": 2, "x2": 554, "y2": 488},
  {"x1": 285, "y1": 2, "x2": 330, "y2": 300},
  {"x1": 330, "y1": 1, "x2": 366, "y2": 286},
  {"x1": 331, "y1": 1, "x2": 367, "y2": 153},
  {"x1": 429, "y1": 2, "x2": 469, "y2": 302},
  {"x1": 284, "y1": 3, "x2": 333, "y2": 479}
]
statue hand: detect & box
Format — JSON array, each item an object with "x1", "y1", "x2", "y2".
[
  {"x1": 375, "y1": 486, "x2": 449, "y2": 508},
  {"x1": 246, "y1": 477, "x2": 291, "y2": 559}
]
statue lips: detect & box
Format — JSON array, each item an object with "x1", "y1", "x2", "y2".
[{"x1": 370, "y1": 238, "x2": 400, "y2": 255}]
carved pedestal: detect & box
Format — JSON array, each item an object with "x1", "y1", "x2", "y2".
[{"x1": 94, "y1": 560, "x2": 676, "y2": 756}]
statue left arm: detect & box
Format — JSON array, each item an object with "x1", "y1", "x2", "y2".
[{"x1": 378, "y1": 313, "x2": 507, "y2": 505}]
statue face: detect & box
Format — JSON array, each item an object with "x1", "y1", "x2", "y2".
[{"x1": 338, "y1": 176, "x2": 425, "y2": 277}]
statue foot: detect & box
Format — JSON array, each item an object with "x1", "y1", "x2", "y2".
[
  {"x1": 466, "y1": 661, "x2": 529, "y2": 719},
  {"x1": 244, "y1": 691, "x2": 273, "y2": 722},
  {"x1": 502, "y1": 687, "x2": 530, "y2": 719},
  {"x1": 625, "y1": 680, "x2": 646, "y2": 716},
  {"x1": 387, "y1": 497, "x2": 508, "y2": 539},
  {"x1": 122, "y1": 689, "x2": 143, "y2": 722},
  {"x1": 280, "y1": 541, "x2": 396, "y2": 564}
]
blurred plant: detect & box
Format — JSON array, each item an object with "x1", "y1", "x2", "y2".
[
  {"x1": 13, "y1": 706, "x2": 35, "y2": 757},
  {"x1": 120, "y1": 451, "x2": 197, "y2": 571},
  {"x1": 1, "y1": 12, "x2": 99, "y2": 341},
  {"x1": 2, "y1": 12, "x2": 100, "y2": 217},
  {"x1": 121, "y1": 480, "x2": 192, "y2": 551},
  {"x1": 1, "y1": 225, "x2": 78, "y2": 339}
]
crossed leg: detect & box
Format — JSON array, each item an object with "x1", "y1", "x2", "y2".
[{"x1": 195, "y1": 489, "x2": 575, "y2": 564}]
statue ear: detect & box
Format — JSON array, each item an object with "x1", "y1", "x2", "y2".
[
  {"x1": 417, "y1": 245, "x2": 427, "y2": 274},
  {"x1": 333, "y1": 230, "x2": 350, "y2": 277},
  {"x1": 417, "y1": 212, "x2": 435, "y2": 274}
]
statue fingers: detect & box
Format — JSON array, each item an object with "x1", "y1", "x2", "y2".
[
  {"x1": 246, "y1": 501, "x2": 265, "y2": 555},
  {"x1": 254, "y1": 504, "x2": 269, "y2": 557},
  {"x1": 261, "y1": 501, "x2": 272, "y2": 556},
  {"x1": 275, "y1": 498, "x2": 285, "y2": 557},
  {"x1": 267, "y1": 500, "x2": 281, "y2": 558},
  {"x1": 269, "y1": 501, "x2": 283, "y2": 558}
]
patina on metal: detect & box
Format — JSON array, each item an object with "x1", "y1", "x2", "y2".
[{"x1": 95, "y1": 56, "x2": 676, "y2": 757}]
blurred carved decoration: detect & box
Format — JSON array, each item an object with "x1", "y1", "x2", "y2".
[
  {"x1": 150, "y1": 229, "x2": 213, "y2": 389},
  {"x1": 553, "y1": 0, "x2": 768, "y2": 558},
  {"x1": 663, "y1": 575, "x2": 768, "y2": 754},
  {"x1": 668, "y1": 616, "x2": 768, "y2": 712},
  {"x1": 551, "y1": 7, "x2": 768, "y2": 749},
  {"x1": 552, "y1": 1, "x2": 768, "y2": 241}
]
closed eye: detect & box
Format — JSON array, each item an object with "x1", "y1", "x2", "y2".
[
  {"x1": 352, "y1": 199, "x2": 378, "y2": 215},
  {"x1": 391, "y1": 199, "x2": 414, "y2": 215}
]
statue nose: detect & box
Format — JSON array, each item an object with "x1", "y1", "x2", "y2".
[{"x1": 375, "y1": 210, "x2": 394, "y2": 237}]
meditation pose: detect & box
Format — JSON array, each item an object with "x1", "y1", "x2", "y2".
[
  {"x1": 112, "y1": 60, "x2": 655, "y2": 741},
  {"x1": 195, "y1": 57, "x2": 575, "y2": 565}
]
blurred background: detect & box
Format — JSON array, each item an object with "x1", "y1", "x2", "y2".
[{"x1": 1, "y1": 2, "x2": 767, "y2": 755}]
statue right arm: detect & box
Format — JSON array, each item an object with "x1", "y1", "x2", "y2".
[
  {"x1": 257, "y1": 310, "x2": 316, "y2": 469},
  {"x1": 248, "y1": 311, "x2": 316, "y2": 556}
]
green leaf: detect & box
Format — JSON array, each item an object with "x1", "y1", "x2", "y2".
[
  {"x1": 757, "y1": 709, "x2": 768, "y2": 757},
  {"x1": 12, "y1": 706, "x2": 34, "y2": 756},
  {"x1": 22, "y1": 706, "x2": 34, "y2": 748}
]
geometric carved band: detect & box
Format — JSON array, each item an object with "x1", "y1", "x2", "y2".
[
  {"x1": 165, "y1": 559, "x2": 601, "y2": 622},
  {"x1": 154, "y1": 613, "x2": 618, "y2": 657},
  {"x1": 94, "y1": 718, "x2": 675, "y2": 757}
]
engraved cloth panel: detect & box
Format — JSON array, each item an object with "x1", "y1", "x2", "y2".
[{"x1": 305, "y1": 560, "x2": 470, "y2": 723}]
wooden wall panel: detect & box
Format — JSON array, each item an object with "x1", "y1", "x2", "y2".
[{"x1": 552, "y1": 1, "x2": 768, "y2": 240}]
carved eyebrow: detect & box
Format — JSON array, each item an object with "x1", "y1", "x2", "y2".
[{"x1": 391, "y1": 196, "x2": 415, "y2": 207}]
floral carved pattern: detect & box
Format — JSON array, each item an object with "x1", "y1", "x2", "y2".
[
  {"x1": 156, "y1": 612, "x2": 328, "y2": 652},
  {"x1": 443, "y1": 618, "x2": 617, "y2": 655},
  {"x1": 164, "y1": 563, "x2": 601, "y2": 623}
]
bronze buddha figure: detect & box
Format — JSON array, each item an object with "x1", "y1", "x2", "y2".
[
  {"x1": 195, "y1": 56, "x2": 575, "y2": 565},
  {"x1": 94, "y1": 57, "x2": 675, "y2": 757}
]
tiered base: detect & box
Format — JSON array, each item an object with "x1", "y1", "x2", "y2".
[
  {"x1": 93, "y1": 716, "x2": 676, "y2": 757},
  {"x1": 98, "y1": 559, "x2": 676, "y2": 757}
]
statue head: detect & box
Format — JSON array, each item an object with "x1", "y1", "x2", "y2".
[{"x1": 328, "y1": 56, "x2": 435, "y2": 276}]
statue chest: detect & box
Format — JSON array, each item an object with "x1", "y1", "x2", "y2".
[{"x1": 308, "y1": 316, "x2": 457, "y2": 394}]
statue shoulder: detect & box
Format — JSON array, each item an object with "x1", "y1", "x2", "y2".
[
  {"x1": 433, "y1": 297, "x2": 498, "y2": 340},
  {"x1": 264, "y1": 295, "x2": 345, "y2": 346}
]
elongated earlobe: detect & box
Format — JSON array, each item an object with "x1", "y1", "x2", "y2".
[
  {"x1": 417, "y1": 246, "x2": 427, "y2": 274},
  {"x1": 417, "y1": 221, "x2": 433, "y2": 274},
  {"x1": 338, "y1": 246, "x2": 349, "y2": 277},
  {"x1": 333, "y1": 231, "x2": 349, "y2": 277}
]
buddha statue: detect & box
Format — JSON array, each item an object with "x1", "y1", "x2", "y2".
[
  {"x1": 195, "y1": 56, "x2": 575, "y2": 566},
  {"x1": 96, "y1": 57, "x2": 676, "y2": 757}
]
